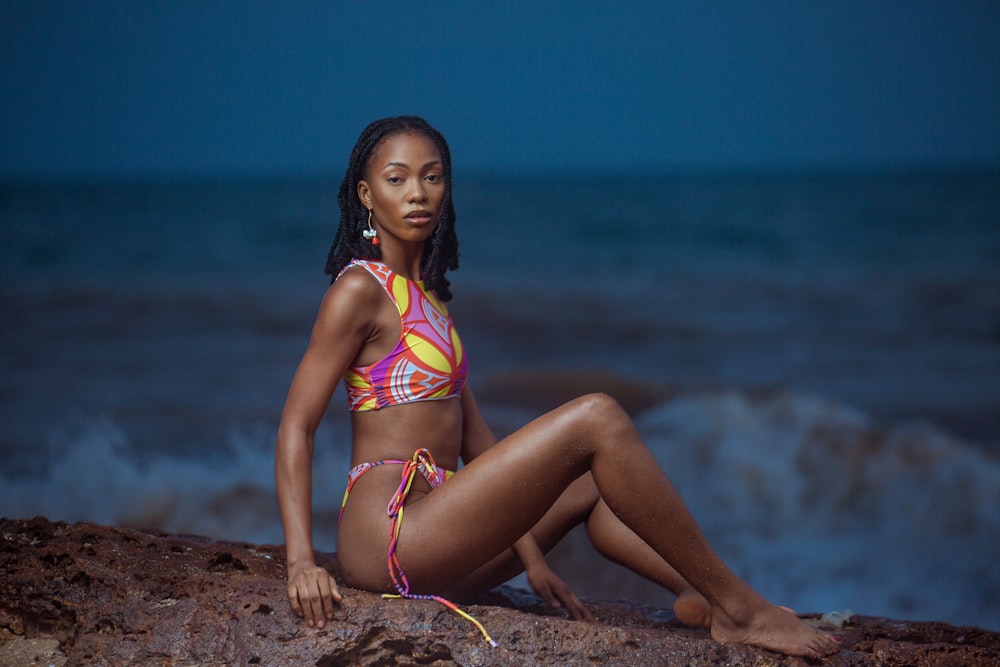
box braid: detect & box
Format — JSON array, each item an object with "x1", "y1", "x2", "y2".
[{"x1": 324, "y1": 116, "x2": 460, "y2": 302}]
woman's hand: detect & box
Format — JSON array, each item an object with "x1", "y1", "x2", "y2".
[
  {"x1": 287, "y1": 561, "x2": 342, "y2": 628},
  {"x1": 525, "y1": 560, "x2": 594, "y2": 622},
  {"x1": 512, "y1": 532, "x2": 593, "y2": 622}
]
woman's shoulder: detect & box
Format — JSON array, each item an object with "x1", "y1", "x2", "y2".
[
  {"x1": 316, "y1": 262, "x2": 387, "y2": 326},
  {"x1": 335, "y1": 258, "x2": 390, "y2": 280},
  {"x1": 328, "y1": 262, "x2": 385, "y2": 302}
]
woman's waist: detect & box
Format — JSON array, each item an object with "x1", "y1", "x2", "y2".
[
  {"x1": 349, "y1": 420, "x2": 463, "y2": 471},
  {"x1": 349, "y1": 446, "x2": 460, "y2": 473},
  {"x1": 347, "y1": 451, "x2": 455, "y2": 486}
]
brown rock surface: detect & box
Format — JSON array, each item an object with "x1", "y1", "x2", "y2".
[{"x1": 1, "y1": 517, "x2": 997, "y2": 666}]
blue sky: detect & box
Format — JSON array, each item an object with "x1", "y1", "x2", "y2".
[{"x1": 2, "y1": 1, "x2": 999, "y2": 177}]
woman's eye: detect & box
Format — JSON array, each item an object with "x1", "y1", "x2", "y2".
[
  {"x1": 426, "y1": 174, "x2": 443, "y2": 183},
  {"x1": 387, "y1": 176, "x2": 404, "y2": 185}
]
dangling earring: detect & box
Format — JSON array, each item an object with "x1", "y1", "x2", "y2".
[{"x1": 362, "y1": 208, "x2": 379, "y2": 246}]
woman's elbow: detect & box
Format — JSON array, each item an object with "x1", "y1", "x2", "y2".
[{"x1": 275, "y1": 420, "x2": 316, "y2": 460}]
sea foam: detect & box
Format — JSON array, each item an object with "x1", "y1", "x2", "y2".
[
  {"x1": 2, "y1": 389, "x2": 997, "y2": 630},
  {"x1": 636, "y1": 390, "x2": 1000, "y2": 630}
]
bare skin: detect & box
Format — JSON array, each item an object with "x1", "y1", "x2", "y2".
[{"x1": 275, "y1": 131, "x2": 840, "y2": 659}]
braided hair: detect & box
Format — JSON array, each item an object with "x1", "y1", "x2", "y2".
[{"x1": 324, "y1": 116, "x2": 460, "y2": 301}]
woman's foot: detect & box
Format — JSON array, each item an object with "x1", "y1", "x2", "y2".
[
  {"x1": 673, "y1": 588, "x2": 712, "y2": 628},
  {"x1": 709, "y1": 598, "x2": 841, "y2": 659}
]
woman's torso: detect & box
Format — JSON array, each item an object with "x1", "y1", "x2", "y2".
[{"x1": 333, "y1": 260, "x2": 468, "y2": 590}]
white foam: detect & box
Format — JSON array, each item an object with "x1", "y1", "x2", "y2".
[
  {"x1": 2, "y1": 391, "x2": 997, "y2": 630},
  {"x1": 636, "y1": 390, "x2": 1000, "y2": 630},
  {"x1": 2, "y1": 416, "x2": 350, "y2": 550}
]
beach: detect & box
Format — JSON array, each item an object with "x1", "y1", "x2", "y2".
[{"x1": 1, "y1": 169, "x2": 998, "y2": 630}]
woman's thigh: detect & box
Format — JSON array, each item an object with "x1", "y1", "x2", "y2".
[
  {"x1": 392, "y1": 396, "x2": 620, "y2": 592},
  {"x1": 440, "y1": 473, "x2": 600, "y2": 598}
]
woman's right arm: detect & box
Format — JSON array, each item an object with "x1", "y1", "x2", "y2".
[{"x1": 274, "y1": 272, "x2": 378, "y2": 628}]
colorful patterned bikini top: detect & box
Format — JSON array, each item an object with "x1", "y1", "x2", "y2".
[{"x1": 337, "y1": 259, "x2": 468, "y2": 412}]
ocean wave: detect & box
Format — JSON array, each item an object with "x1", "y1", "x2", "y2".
[
  {"x1": 1, "y1": 416, "x2": 350, "y2": 550},
  {"x1": 2, "y1": 389, "x2": 997, "y2": 630},
  {"x1": 635, "y1": 389, "x2": 999, "y2": 630}
]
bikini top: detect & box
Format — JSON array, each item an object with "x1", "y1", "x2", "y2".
[{"x1": 337, "y1": 259, "x2": 468, "y2": 412}]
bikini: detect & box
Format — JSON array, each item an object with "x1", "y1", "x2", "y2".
[
  {"x1": 335, "y1": 260, "x2": 496, "y2": 646},
  {"x1": 340, "y1": 259, "x2": 467, "y2": 412}
]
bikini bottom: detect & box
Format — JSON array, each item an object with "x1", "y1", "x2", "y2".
[{"x1": 337, "y1": 448, "x2": 495, "y2": 647}]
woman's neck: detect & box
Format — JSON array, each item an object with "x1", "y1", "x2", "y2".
[{"x1": 376, "y1": 245, "x2": 424, "y2": 281}]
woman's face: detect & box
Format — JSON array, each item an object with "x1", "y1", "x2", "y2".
[{"x1": 357, "y1": 131, "x2": 445, "y2": 247}]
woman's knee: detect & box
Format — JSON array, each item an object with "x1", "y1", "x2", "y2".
[{"x1": 565, "y1": 392, "x2": 633, "y2": 440}]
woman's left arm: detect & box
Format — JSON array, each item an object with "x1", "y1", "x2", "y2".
[
  {"x1": 459, "y1": 386, "x2": 593, "y2": 621},
  {"x1": 457, "y1": 384, "x2": 497, "y2": 461}
]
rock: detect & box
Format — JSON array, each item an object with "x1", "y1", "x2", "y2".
[{"x1": 1, "y1": 517, "x2": 997, "y2": 666}]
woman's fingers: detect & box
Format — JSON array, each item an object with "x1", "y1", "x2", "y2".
[
  {"x1": 288, "y1": 566, "x2": 342, "y2": 628},
  {"x1": 553, "y1": 583, "x2": 593, "y2": 622},
  {"x1": 287, "y1": 582, "x2": 304, "y2": 618},
  {"x1": 327, "y1": 573, "x2": 343, "y2": 604},
  {"x1": 533, "y1": 571, "x2": 594, "y2": 623},
  {"x1": 569, "y1": 596, "x2": 594, "y2": 622},
  {"x1": 316, "y1": 572, "x2": 342, "y2": 623}
]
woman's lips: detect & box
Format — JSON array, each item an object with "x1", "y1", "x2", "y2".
[{"x1": 404, "y1": 211, "x2": 433, "y2": 225}]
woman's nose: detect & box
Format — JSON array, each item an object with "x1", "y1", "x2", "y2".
[{"x1": 407, "y1": 181, "x2": 427, "y2": 202}]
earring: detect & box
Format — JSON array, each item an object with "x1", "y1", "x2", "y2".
[{"x1": 362, "y1": 208, "x2": 379, "y2": 246}]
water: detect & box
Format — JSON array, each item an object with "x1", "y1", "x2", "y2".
[{"x1": 2, "y1": 170, "x2": 998, "y2": 630}]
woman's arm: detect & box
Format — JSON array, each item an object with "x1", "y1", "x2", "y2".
[
  {"x1": 274, "y1": 271, "x2": 381, "y2": 627},
  {"x1": 458, "y1": 384, "x2": 497, "y2": 463},
  {"x1": 459, "y1": 386, "x2": 593, "y2": 621}
]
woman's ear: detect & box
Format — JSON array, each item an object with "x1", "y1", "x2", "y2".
[{"x1": 357, "y1": 181, "x2": 371, "y2": 210}]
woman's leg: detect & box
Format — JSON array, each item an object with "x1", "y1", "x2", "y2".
[
  {"x1": 396, "y1": 394, "x2": 839, "y2": 658},
  {"x1": 439, "y1": 474, "x2": 598, "y2": 598},
  {"x1": 586, "y1": 491, "x2": 712, "y2": 627},
  {"x1": 445, "y1": 472, "x2": 713, "y2": 627}
]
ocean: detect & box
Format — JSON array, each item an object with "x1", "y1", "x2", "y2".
[{"x1": 2, "y1": 169, "x2": 998, "y2": 631}]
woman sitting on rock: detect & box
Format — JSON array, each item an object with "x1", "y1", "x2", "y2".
[{"x1": 275, "y1": 115, "x2": 840, "y2": 659}]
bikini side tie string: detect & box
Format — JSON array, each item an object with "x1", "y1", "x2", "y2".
[
  {"x1": 383, "y1": 448, "x2": 498, "y2": 648},
  {"x1": 339, "y1": 459, "x2": 406, "y2": 525}
]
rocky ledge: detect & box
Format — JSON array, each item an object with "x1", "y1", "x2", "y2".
[{"x1": 1, "y1": 517, "x2": 997, "y2": 666}]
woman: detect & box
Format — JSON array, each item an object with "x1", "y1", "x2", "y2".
[{"x1": 275, "y1": 116, "x2": 840, "y2": 658}]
